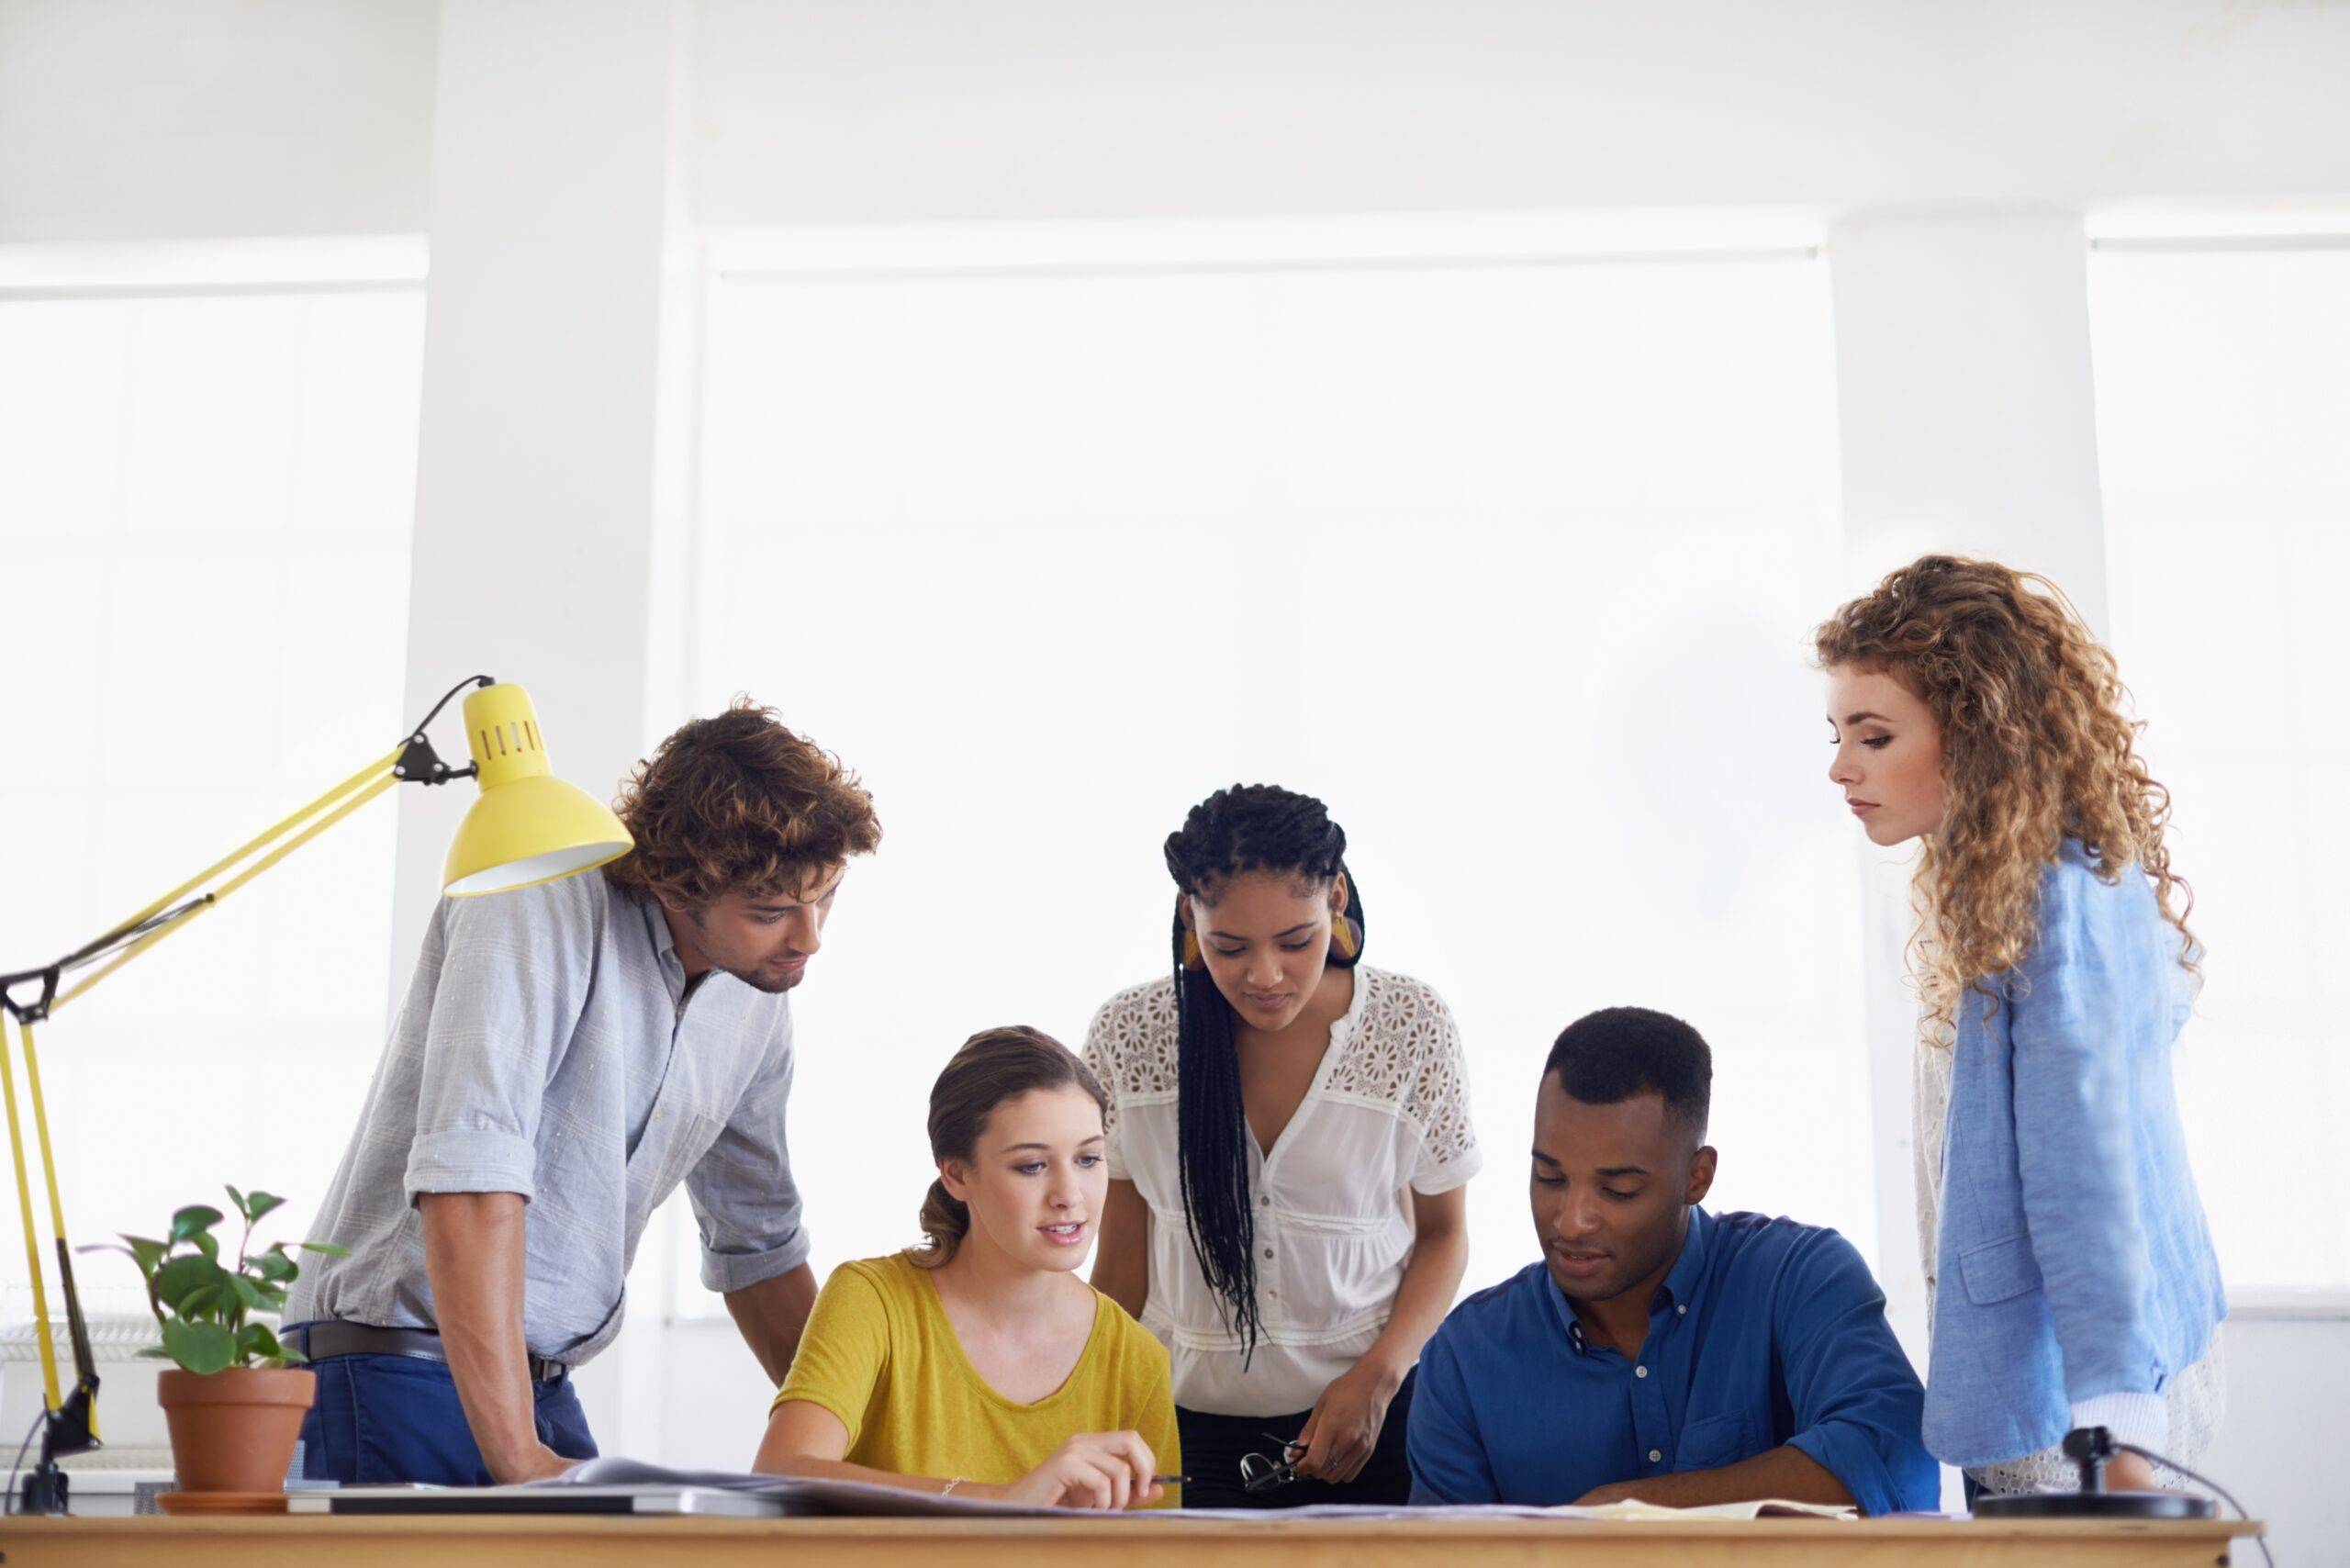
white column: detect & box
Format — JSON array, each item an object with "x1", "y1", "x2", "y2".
[
  {"x1": 1828, "y1": 213, "x2": 2110, "y2": 629},
  {"x1": 389, "y1": 0, "x2": 696, "y2": 1462},
  {"x1": 1823, "y1": 211, "x2": 2110, "y2": 1395}
]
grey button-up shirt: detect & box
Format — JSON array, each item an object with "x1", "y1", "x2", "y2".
[{"x1": 287, "y1": 872, "x2": 808, "y2": 1364}]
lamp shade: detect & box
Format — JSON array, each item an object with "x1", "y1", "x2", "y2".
[{"x1": 441, "y1": 683, "x2": 633, "y2": 897}]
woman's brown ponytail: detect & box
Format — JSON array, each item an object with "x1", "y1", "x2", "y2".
[{"x1": 914, "y1": 1177, "x2": 972, "y2": 1263}]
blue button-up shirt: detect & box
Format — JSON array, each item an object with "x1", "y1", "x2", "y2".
[{"x1": 1407, "y1": 1207, "x2": 1938, "y2": 1515}]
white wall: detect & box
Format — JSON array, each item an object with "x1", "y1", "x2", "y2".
[
  {"x1": 2, "y1": 1, "x2": 2342, "y2": 1556},
  {"x1": 696, "y1": 0, "x2": 2350, "y2": 223},
  {"x1": 0, "y1": 0, "x2": 434, "y2": 242},
  {"x1": 11, "y1": 2, "x2": 2350, "y2": 243}
]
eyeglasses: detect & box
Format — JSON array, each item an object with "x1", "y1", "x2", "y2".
[{"x1": 1238, "y1": 1433, "x2": 1307, "y2": 1495}]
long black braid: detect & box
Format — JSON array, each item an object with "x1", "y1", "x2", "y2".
[{"x1": 1162, "y1": 783, "x2": 1366, "y2": 1359}]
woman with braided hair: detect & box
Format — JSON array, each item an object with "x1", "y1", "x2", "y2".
[
  {"x1": 1817, "y1": 555, "x2": 2226, "y2": 1502},
  {"x1": 1085, "y1": 784, "x2": 1479, "y2": 1508}
]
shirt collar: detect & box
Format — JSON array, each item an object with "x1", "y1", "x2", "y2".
[
  {"x1": 638, "y1": 892, "x2": 697, "y2": 1011},
  {"x1": 642, "y1": 891, "x2": 680, "y2": 965},
  {"x1": 1545, "y1": 1270, "x2": 1595, "y2": 1354},
  {"x1": 1659, "y1": 1204, "x2": 1713, "y2": 1312}
]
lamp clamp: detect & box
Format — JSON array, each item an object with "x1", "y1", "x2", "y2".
[
  {"x1": 391, "y1": 731, "x2": 477, "y2": 788},
  {"x1": 388, "y1": 673, "x2": 496, "y2": 788},
  {"x1": 0, "y1": 965, "x2": 60, "y2": 1027},
  {"x1": 18, "y1": 1375, "x2": 100, "y2": 1514}
]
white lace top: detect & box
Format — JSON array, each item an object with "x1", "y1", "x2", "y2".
[
  {"x1": 1083, "y1": 966, "x2": 1482, "y2": 1417},
  {"x1": 1914, "y1": 1038, "x2": 2225, "y2": 1495}
]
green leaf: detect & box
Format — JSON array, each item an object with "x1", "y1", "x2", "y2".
[
  {"x1": 252, "y1": 1249, "x2": 297, "y2": 1282},
  {"x1": 175, "y1": 1284, "x2": 221, "y2": 1317},
  {"x1": 106, "y1": 1235, "x2": 171, "y2": 1278},
  {"x1": 161, "y1": 1318, "x2": 236, "y2": 1375},
  {"x1": 229, "y1": 1276, "x2": 264, "y2": 1312},
  {"x1": 153, "y1": 1254, "x2": 228, "y2": 1311},
  {"x1": 224, "y1": 1184, "x2": 247, "y2": 1218},
  {"x1": 250, "y1": 1282, "x2": 287, "y2": 1312},
  {"x1": 192, "y1": 1229, "x2": 219, "y2": 1261},
  {"x1": 297, "y1": 1240, "x2": 351, "y2": 1257},
  {"x1": 244, "y1": 1191, "x2": 285, "y2": 1225},
  {"x1": 236, "y1": 1322, "x2": 285, "y2": 1365},
  {"x1": 169, "y1": 1204, "x2": 225, "y2": 1242}
]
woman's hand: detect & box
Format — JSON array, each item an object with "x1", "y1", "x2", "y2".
[
  {"x1": 1294, "y1": 1357, "x2": 1404, "y2": 1484},
  {"x1": 2102, "y1": 1450, "x2": 2165, "y2": 1494},
  {"x1": 992, "y1": 1430, "x2": 1165, "y2": 1510}
]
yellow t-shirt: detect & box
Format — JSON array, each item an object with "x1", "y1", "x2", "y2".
[{"x1": 775, "y1": 1252, "x2": 1181, "y2": 1506}]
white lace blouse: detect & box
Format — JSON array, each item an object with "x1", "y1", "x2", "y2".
[{"x1": 1083, "y1": 966, "x2": 1482, "y2": 1417}]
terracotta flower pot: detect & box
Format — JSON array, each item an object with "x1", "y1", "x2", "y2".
[{"x1": 158, "y1": 1366, "x2": 316, "y2": 1494}]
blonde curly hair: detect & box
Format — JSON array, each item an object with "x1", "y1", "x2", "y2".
[{"x1": 1814, "y1": 554, "x2": 2195, "y2": 1042}]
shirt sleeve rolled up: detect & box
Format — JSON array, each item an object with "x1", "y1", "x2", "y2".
[
  {"x1": 402, "y1": 883, "x2": 599, "y2": 1204},
  {"x1": 687, "y1": 1011, "x2": 811, "y2": 1293},
  {"x1": 1774, "y1": 1229, "x2": 1942, "y2": 1516}
]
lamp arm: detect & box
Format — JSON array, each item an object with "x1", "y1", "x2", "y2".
[
  {"x1": 0, "y1": 673, "x2": 496, "y2": 1027},
  {"x1": 0, "y1": 671, "x2": 497, "y2": 1512}
]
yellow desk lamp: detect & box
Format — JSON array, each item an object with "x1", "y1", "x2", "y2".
[{"x1": 0, "y1": 675, "x2": 631, "y2": 1514}]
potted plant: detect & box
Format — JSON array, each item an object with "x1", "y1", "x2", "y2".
[{"x1": 93, "y1": 1185, "x2": 347, "y2": 1500}]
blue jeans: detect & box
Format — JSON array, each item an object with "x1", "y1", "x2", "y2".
[{"x1": 295, "y1": 1347, "x2": 598, "y2": 1485}]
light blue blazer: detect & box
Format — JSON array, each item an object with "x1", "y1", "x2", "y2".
[{"x1": 1925, "y1": 839, "x2": 2226, "y2": 1470}]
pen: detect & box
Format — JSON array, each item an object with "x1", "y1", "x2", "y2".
[{"x1": 1151, "y1": 1473, "x2": 1190, "y2": 1486}]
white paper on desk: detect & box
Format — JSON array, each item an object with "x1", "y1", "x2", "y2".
[
  {"x1": 1560, "y1": 1499, "x2": 1857, "y2": 1521},
  {"x1": 1399, "y1": 1499, "x2": 1856, "y2": 1522},
  {"x1": 540, "y1": 1462, "x2": 1857, "y2": 1524},
  {"x1": 539, "y1": 1456, "x2": 1133, "y2": 1517}
]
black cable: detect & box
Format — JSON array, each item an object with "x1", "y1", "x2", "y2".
[
  {"x1": 2118, "y1": 1440, "x2": 2274, "y2": 1568},
  {"x1": 3, "y1": 674, "x2": 495, "y2": 1024},
  {"x1": 5, "y1": 1404, "x2": 45, "y2": 1516},
  {"x1": 55, "y1": 894, "x2": 212, "y2": 974},
  {"x1": 407, "y1": 674, "x2": 495, "y2": 740}
]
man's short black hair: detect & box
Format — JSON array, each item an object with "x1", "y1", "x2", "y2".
[{"x1": 1544, "y1": 1006, "x2": 1712, "y2": 1142}]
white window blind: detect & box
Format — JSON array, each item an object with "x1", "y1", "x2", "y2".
[
  {"x1": 0, "y1": 274, "x2": 424, "y2": 1320},
  {"x1": 2090, "y1": 241, "x2": 2350, "y2": 1297}
]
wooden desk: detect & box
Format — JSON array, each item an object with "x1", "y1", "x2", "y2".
[{"x1": 0, "y1": 1513, "x2": 2258, "y2": 1567}]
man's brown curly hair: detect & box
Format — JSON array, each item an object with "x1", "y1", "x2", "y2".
[
  {"x1": 602, "y1": 698, "x2": 880, "y2": 912},
  {"x1": 1814, "y1": 554, "x2": 2196, "y2": 1043}
]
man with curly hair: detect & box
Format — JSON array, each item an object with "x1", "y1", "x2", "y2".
[{"x1": 286, "y1": 700, "x2": 880, "y2": 1485}]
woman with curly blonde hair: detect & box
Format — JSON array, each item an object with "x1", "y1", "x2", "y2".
[{"x1": 1815, "y1": 555, "x2": 2225, "y2": 1502}]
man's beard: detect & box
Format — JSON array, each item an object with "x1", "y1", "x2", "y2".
[{"x1": 725, "y1": 958, "x2": 805, "y2": 995}]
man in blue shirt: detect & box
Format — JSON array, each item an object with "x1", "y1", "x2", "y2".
[{"x1": 1407, "y1": 1007, "x2": 1939, "y2": 1514}]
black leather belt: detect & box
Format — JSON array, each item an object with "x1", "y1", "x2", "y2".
[{"x1": 297, "y1": 1320, "x2": 568, "y2": 1383}]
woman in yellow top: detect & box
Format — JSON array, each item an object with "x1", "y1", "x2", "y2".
[{"x1": 754, "y1": 1025, "x2": 1181, "y2": 1508}]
